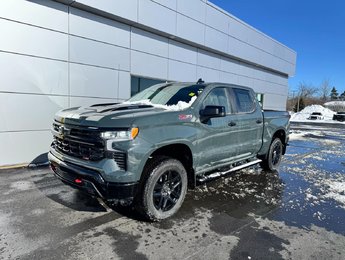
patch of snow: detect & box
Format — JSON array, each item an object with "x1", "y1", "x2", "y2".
[
  {"x1": 323, "y1": 180, "x2": 345, "y2": 208},
  {"x1": 124, "y1": 96, "x2": 197, "y2": 111},
  {"x1": 290, "y1": 105, "x2": 335, "y2": 122}
]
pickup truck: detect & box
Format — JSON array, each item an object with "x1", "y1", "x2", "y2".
[{"x1": 49, "y1": 80, "x2": 290, "y2": 221}]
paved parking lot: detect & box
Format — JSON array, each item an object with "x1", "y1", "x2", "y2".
[{"x1": 1, "y1": 125, "x2": 345, "y2": 260}]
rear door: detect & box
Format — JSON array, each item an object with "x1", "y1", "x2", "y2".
[{"x1": 230, "y1": 87, "x2": 263, "y2": 157}]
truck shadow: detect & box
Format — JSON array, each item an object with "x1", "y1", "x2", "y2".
[
  {"x1": 31, "y1": 168, "x2": 108, "y2": 213},
  {"x1": 107, "y1": 167, "x2": 284, "y2": 222}
]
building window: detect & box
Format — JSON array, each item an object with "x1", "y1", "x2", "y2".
[
  {"x1": 256, "y1": 93, "x2": 264, "y2": 106},
  {"x1": 131, "y1": 76, "x2": 166, "y2": 96}
]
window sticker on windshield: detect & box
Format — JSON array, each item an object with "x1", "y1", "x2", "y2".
[{"x1": 189, "y1": 92, "x2": 195, "y2": 97}]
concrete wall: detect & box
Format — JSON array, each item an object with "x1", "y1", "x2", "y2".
[{"x1": 0, "y1": 0, "x2": 296, "y2": 166}]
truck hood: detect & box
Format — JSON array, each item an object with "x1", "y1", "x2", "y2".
[{"x1": 54, "y1": 103, "x2": 169, "y2": 128}]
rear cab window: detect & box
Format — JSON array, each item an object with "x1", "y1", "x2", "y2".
[{"x1": 232, "y1": 88, "x2": 256, "y2": 113}]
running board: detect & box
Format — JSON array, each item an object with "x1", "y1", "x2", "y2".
[{"x1": 197, "y1": 159, "x2": 262, "y2": 183}]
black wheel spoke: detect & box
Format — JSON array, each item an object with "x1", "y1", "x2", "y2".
[
  {"x1": 172, "y1": 181, "x2": 181, "y2": 190},
  {"x1": 168, "y1": 196, "x2": 175, "y2": 203},
  {"x1": 153, "y1": 191, "x2": 161, "y2": 197},
  {"x1": 170, "y1": 175, "x2": 180, "y2": 184},
  {"x1": 171, "y1": 190, "x2": 179, "y2": 199},
  {"x1": 152, "y1": 169, "x2": 183, "y2": 212},
  {"x1": 162, "y1": 197, "x2": 168, "y2": 210},
  {"x1": 157, "y1": 195, "x2": 164, "y2": 209}
]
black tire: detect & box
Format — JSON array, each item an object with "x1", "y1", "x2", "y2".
[
  {"x1": 260, "y1": 138, "x2": 283, "y2": 171},
  {"x1": 137, "y1": 157, "x2": 188, "y2": 221}
]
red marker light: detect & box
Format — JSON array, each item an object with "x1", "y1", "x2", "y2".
[{"x1": 74, "y1": 178, "x2": 83, "y2": 184}]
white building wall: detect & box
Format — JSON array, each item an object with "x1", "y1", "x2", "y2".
[{"x1": 0, "y1": 0, "x2": 296, "y2": 166}]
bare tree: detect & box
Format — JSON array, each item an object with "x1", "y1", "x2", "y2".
[
  {"x1": 319, "y1": 79, "x2": 331, "y2": 102},
  {"x1": 297, "y1": 82, "x2": 318, "y2": 98}
]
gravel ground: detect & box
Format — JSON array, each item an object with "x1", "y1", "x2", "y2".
[{"x1": 1, "y1": 125, "x2": 345, "y2": 260}]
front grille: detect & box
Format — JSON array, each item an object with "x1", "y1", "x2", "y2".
[
  {"x1": 52, "y1": 123, "x2": 105, "y2": 161},
  {"x1": 113, "y1": 152, "x2": 127, "y2": 171}
]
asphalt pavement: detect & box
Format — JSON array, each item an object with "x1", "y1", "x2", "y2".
[{"x1": 1, "y1": 125, "x2": 345, "y2": 260}]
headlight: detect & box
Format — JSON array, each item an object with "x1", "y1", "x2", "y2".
[{"x1": 101, "y1": 127, "x2": 139, "y2": 141}]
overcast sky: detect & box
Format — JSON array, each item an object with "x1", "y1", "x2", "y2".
[{"x1": 210, "y1": 0, "x2": 345, "y2": 95}]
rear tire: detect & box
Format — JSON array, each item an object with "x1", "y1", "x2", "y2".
[
  {"x1": 260, "y1": 138, "x2": 283, "y2": 171},
  {"x1": 137, "y1": 157, "x2": 188, "y2": 221}
]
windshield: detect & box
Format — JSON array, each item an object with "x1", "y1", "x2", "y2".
[{"x1": 127, "y1": 84, "x2": 205, "y2": 106}]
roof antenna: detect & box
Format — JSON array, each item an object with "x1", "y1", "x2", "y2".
[{"x1": 197, "y1": 78, "x2": 204, "y2": 84}]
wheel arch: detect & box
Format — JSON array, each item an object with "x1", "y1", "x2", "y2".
[
  {"x1": 272, "y1": 129, "x2": 287, "y2": 155},
  {"x1": 143, "y1": 143, "x2": 195, "y2": 189}
]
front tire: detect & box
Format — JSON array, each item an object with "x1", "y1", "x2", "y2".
[
  {"x1": 138, "y1": 157, "x2": 188, "y2": 221},
  {"x1": 260, "y1": 138, "x2": 283, "y2": 171}
]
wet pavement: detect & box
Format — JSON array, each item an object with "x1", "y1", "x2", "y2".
[{"x1": 1, "y1": 125, "x2": 345, "y2": 260}]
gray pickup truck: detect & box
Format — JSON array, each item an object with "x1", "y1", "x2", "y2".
[{"x1": 49, "y1": 80, "x2": 290, "y2": 221}]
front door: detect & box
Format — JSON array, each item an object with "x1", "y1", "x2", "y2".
[{"x1": 195, "y1": 87, "x2": 242, "y2": 173}]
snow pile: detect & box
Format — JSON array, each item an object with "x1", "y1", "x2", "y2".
[
  {"x1": 290, "y1": 105, "x2": 335, "y2": 122},
  {"x1": 124, "y1": 96, "x2": 197, "y2": 111}
]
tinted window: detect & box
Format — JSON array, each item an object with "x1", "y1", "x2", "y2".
[
  {"x1": 128, "y1": 84, "x2": 205, "y2": 106},
  {"x1": 233, "y1": 88, "x2": 255, "y2": 113},
  {"x1": 202, "y1": 88, "x2": 231, "y2": 114}
]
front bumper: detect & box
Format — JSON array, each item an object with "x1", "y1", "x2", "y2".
[{"x1": 48, "y1": 152, "x2": 138, "y2": 202}]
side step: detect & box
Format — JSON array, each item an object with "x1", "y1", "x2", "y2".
[{"x1": 197, "y1": 159, "x2": 262, "y2": 183}]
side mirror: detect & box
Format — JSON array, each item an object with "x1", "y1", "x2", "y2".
[{"x1": 200, "y1": 105, "x2": 226, "y2": 123}]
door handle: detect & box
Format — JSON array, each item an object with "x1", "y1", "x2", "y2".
[
  {"x1": 256, "y1": 119, "x2": 262, "y2": 124},
  {"x1": 228, "y1": 121, "x2": 236, "y2": 127}
]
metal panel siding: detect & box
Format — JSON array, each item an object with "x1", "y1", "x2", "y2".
[
  {"x1": 168, "y1": 40, "x2": 198, "y2": 64},
  {"x1": 69, "y1": 63, "x2": 118, "y2": 98},
  {"x1": 73, "y1": 0, "x2": 138, "y2": 22},
  {"x1": 131, "y1": 50, "x2": 168, "y2": 79},
  {"x1": 0, "y1": 52, "x2": 68, "y2": 96},
  {"x1": 69, "y1": 36, "x2": 130, "y2": 71},
  {"x1": 0, "y1": 131, "x2": 52, "y2": 166},
  {"x1": 151, "y1": 0, "x2": 177, "y2": 10},
  {"x1": 138, "y1": 0, "x2": 176, "y2": 35},
  {"x1": 118, "y1": 71, "x2": 131, "y2": 100},
  {"x1": 69, "y1": 7, "x2": 130, "y2": 48},
  {"x1": 197, "y1": 50, "x2": 221, "y2": 70},
  {"x1": 205, "y1": 5, "x2": 229, "y2": 33},
  {"x1": 196, "y1": 66, "x2": 220, "y2": 82},
  {"x1": 67, "y1": 0, "x2": 296, "y2": 75},
  {"x1": 263, "y1": 94, "x2": 288, "y2": 111},
  {"x1": 176, "y1": 14, "x2": 205, "y2": 46},
  {"x1": 0, "y1": 0, "x2": 68, "y2": 32},
  {"x1": 168, "y1": 60, "x2": 197, "y2": 82},
  {"x1": 0, "y1": 93, "x2": 68, "y2": 132},
  {"x1": 219, "y1": 72, "x2": 239, "y2": 85},
  {"x1": 205, "y1": 26, "x2": 228, "y2": 53},
  {"x1": 131, "y1": 27, "x2": 169, "y2": 58},
  {"x1": 220, "y1": 57, "x2": 241, "y2": 75},
  {"x1": 177, "y1": 0, "x2": 206, "y2": 23},
  {"x1": 0, "y1": 19, "x2": 68, "y2": 61}
]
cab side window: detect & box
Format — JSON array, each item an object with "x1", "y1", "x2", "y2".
[
  {"x1": 202, "y1": 88, "x2": 231, "y2": 114},
  {"x1": 233, "y1": 88, "x2": 255, "y2": 113}
]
